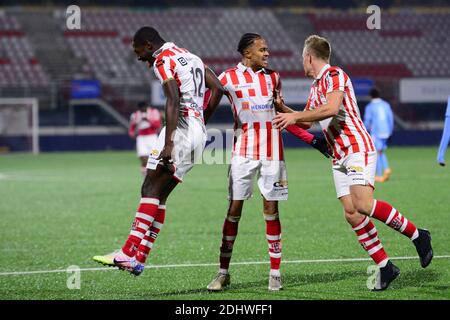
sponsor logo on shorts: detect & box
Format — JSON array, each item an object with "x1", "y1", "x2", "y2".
[
  {"x1": 347, "y1": 165, "x2": 363, "y2": 173},
  {"x1": 273, "y1": 180, "x2": 288, "y2": 188},
  {"x1": 150, "y1": 149, "x2": 159, "y2": 156}
]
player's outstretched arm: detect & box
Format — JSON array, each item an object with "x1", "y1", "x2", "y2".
[
  {"x1": 284, "y1": 125, "x2": 331, "y2": 158},
  {"x1": 203, "y1": 67, "x2": 224, "y2": 124},
  {"x1": 273, "y1": 89, "x2": 312, "y2": 129},
  {"x1": 158, "y1": 79, "x2": 180, "y2": 165},
  {"x1": 273, "y1": 91, "x2": 343, "y2": 129}
]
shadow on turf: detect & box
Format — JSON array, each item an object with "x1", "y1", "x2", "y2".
[
  {"x1": 143, "y1": 268, "x2": 445, "y2": 298},
  {"x1": 146, "y1": 270, "x2": 358, "y2": 298},
  {"x1": 390, "y1": 269, "x2": 442, "y2": 290}
]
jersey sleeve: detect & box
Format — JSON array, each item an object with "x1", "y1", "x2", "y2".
[
  {"x1": 325, "y1": 68, "x2": 345, "y2": 94},
  {"x1": 285, "y1": 124, "x2": 314, "y2": 144},
  {"x1": 153, "y1": 56, "x2": 176, "y2": 84},
  {"x1": 218, "y1": 72, "x2": 229, "y2": 92}
]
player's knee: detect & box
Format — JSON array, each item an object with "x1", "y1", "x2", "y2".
[
  {"x1": 141, "y1": 177, "x2": 158, "y2": 198},
  {"x1": 263, "y1": 200, "x2": 278, "y2": 215},
  {"x1": 344, "y1": 210, "x2": 360, "y2": 225},
  {"x1": 227, "y1": 206, "x2": 242, "y2": 217},
  {"x1": 352, "y1": 199, "x2": 371, "y2": 215},
  {"x1": 228, "y1": 205, "x2": 243, "y2": 217},
  {"x1": 263, "y1": 206, "x2": 277, "y2": 215}
]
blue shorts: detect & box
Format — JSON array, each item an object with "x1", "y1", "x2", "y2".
[{"x1": 373, "y1": 138, "x2": 388, "y2": 151}]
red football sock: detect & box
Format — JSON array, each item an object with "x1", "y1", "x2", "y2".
[
  {"x1": 135, "y1": 205, "x2": 166, "y2": 263},
  {"x1": 352, "y1": 216, "x2": 389, "y2": 267},
  {"x1": 219, "y1": 215, "x2": 240, "y2": 271},
  {"x1": 265, "y1": 213, "x2": 282, "y2": 271},
  {"x1": 121, "y1": 197, "x2": 159, "y2": 257},
  {"x1": 370, "y1": 200, "x2": 419, "y2": 240}
]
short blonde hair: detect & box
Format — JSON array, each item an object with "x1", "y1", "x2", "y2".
[{"x1": 304, "y1": 35, "x2": 331, "y2": 62}]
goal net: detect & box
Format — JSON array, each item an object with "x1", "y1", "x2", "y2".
[{"x1": 0, "y1": 98, "x2": 39, "y2": 154}]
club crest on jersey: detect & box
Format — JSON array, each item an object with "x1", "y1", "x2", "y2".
[
  {"x1": 329, "y1": 70, "x2": 340, "y2": 78},
  {"x1": 389, "y1": 216, "x2": 403, "y2": 230},
  {"x1": 242, "y1": 102, "x2": 250, "y2": 110}
]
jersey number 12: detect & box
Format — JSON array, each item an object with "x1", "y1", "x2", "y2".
[{"x1": 190, "y1": 67, "x2": 204, "y2": 97}]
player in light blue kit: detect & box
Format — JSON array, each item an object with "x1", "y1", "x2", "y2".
[
  {"x1": 364, "y1": 88, "x2": 394, "y2": 182},
  {"x1": 437, "y1": 96, "x2": 450, "y2": 166}
]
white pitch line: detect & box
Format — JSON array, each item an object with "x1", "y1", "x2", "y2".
[{"x1": 1, "y1": 255, "x2": 449, "y2": 276}]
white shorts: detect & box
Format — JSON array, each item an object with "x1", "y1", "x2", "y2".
[
  {"x1": 146, "y1": 119, "x2": 206, "y2": 182},
  {"x1": 228, "y1": 155, "x2": 288, "y2": 201},
  {"x1": 136, "y1": 134, "x2": 158, "y2": 157},
  {"x1": 332, "y1": 152, "x2": 376, "y2": 198}
]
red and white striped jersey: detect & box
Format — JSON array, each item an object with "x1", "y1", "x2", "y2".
[
  {"x1": 152, "y1": 42, "x2": 205, "y2": 128},
  {"x1": 220, "y1": 63, "x2": 284, "y2": 161},
  {"x1": 305, "y1": 64, "x2": 375, "y2": 161},
  {"x1": 129, "y1": 107, "x2": 162, "y2": 137}
]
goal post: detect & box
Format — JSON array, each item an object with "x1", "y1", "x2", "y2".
[{"x1": 0, "y1": 98, "x2": 39, "y2": 154}]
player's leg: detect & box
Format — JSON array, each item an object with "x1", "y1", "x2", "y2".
[
  {"x1": 139, "y1": 156, "x2": 148, "y2": 176},
  {"x1": 349, "y1": 152, "x2": 433, "y2": 268},
  {"x1": 334, "y1": 166, "x2": 390, "y2": 267},
  {"x1": 131, "y1": 122, "x2": 206, "y2": 272},
  {"x1": 437, "y1": 115, "x2": 450, "y2": 166},
  {"x1": 115, "y1": 164, "x2": 176, "y2": 274},
  {"x1": 258, "y1": 160, "x2": 287, "y2": 291},
  {"x1": 207, "y1": 200, "x2": 243, "y2": 291},
  {"x1": 93, "y1": 164, "x2": 175, "y2": 272},
  {"x1": 340, "y1": 194, "x2": 399, "y2": 291},
  {"x1": 135, "y1": 177, "x2": 178, "y2": 265},
  {"x1": 340, "y1": 195, "x2": 389, "y2": 266},
  {"x1": 114, "y1": 125, "x2": 180, "y2": 271},
  {"x1": 334, "y1": 163, "x2": 398, "y2": 291},
  {"x1": 207, "y1": 156, "x2": 257, "y2": 291},
  {"x1": 262, "y1": 198, "x2": 283, "y2": 291}
]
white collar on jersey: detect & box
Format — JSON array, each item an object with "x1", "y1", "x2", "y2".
[
  {"x1": 152, "y1": 42, "x2": 176, "y2": 58},
  {"x1": 315, "y1": 63, "x2": 331, "y2": 80},
  {"x1": 237, "y1": 62, "x2": 266, "y2": 74}
]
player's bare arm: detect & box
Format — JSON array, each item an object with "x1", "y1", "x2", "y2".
[
  {"x1": 203, "y1": 67, "x2": 224, "y2": 124},
  {"x1": 158, "y1": 79, "x2": 180, "y2": 164},
  {"x1": 273, "y1": 91, "x2": 344, "y2": 130}
]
